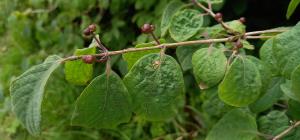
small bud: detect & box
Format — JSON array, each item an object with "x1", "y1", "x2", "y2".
[
  {"x1": 83, "y1": 24, "x2": 97, "y2": 36},
  {"x1": 239, "y1": 17, "x2": 246, "y2": 24},
  {"x1": 141, "y1": 23, "x2": 155, "y2": 34},
  {"x1": 214, "y1": 13, "x2": 223, "y2": 21},
  {"x1": 82, "y1": 55, "x2": 95, "y2": 64}
]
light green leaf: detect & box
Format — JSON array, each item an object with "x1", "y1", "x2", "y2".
[
  {"x1": 123, "y1": 54, "x2": 185, "y2": 121},
  {"x1": 259, "y1": 38, "x2": 280, "y2": 76},
  {"x1": 64, "y1": 47, "x2": 96, "y2": 85},
  {"x1": 123, "y1": 39, "x2": 165, "y2": 70},
  {"x1": 258, "y1": 110, "x2": 289, "y2": 136},
  {"x1": 10, "y1": 55, "x2": 62, "y2": 135},
  {"x1": 205, "y1": 20, "x2": 245, "y2": 38},
  {"x1": 169, "y1": 9, "x2": 204, "y2": 42},
  {"x1": 247, "y1": 56, "x2": 272, "y2": 93},
  {"x1": 160, "y1": 0, "x2": 184, "y2": 37},
  {"x1": 218, "y1": 56, "x2": 262, "y2": 107},
  {"x1": 206, "y1": 109, "x2": 257, "y2": 140},
  {"x1": 249, "y1": 77, "x2": 284, "y2": 113},
  {"x1": 286, "y1": 0, "x2": 300, "y2": 19},
  {"x1": 71, "y1": 71, "x2": 131, "y2": 129},
  {"x1": 192, "y1": 47, "x2": 227, "y2": 89},
  {"x1": 272, "y1": 22, "x2": 300, "y2": 78}
]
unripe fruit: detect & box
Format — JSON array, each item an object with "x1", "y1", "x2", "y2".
[
  {"x1": 214, "y1": 13, "x2": 223, "y2": 21},
  {"x1": 239, "y1": 17, "x2": 246, "y2": 24},
  {"x1": 141, "y1": 23, "x2": 155, "y2": 34},
  {"x1": 82, "y1": 55, "x2": 95, "y2": 64},
  {"x1": 236, "y1": 41, "x2": 243, "y2": 49}
]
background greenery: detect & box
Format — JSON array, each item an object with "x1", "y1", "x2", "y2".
[{"x1": 0, "y1": 0, "x2": 299, "y2": 139}]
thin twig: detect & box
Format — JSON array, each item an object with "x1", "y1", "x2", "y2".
[
  {"x1": 61, "y1": 28, "x2": 286, "y2": 63},
  {"x1": 245, "y1": 29, "x2": 289, "y2": 36},
  {"x1": 272, "y1": 121, "x2": 300, "y2": 140}
]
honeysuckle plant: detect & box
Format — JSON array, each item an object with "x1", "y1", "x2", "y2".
[{"x1": 8, "y1": 0, "x2": 300, "y2": 139}]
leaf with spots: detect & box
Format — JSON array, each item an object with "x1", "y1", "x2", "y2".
[
  {"x1": 123, "y1": 54, "x2": 185, "y2": 121},
  {"x1": 218, "y1": 56, "x2": 262, "y2": 107},
  {"x1": 192, "y1": 47, "x2": 227, "y2": 89},
  {"x1": 206, "y1": 109, "x2": 257, "y2": 140},
  {"x1": 71, "y1": 71, "x2": 131, "y2": 129},
  {"x1": 169, "y1": 9, "x2": 204, "y2": 42},
  {"x1": 258, "y1": 111, "x2": 289, "y2": 136},
  {"x1": 10, "y1": 55, "x2": 62, "y2": 135},
  {"x1": 64, "y1": 47, "x2": 96, "y2": 85}
]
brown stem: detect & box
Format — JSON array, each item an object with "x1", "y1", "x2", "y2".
[
  {"x1": 272, "y1": 121, "x2": 300, "y2": 140},
  {"x1": 61, "y1": 28, "x2": 287, "y2": 63}
]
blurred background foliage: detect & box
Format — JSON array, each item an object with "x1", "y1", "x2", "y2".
[{"x1": 0, "y1": 0, "x2": 299, "y2": 139}]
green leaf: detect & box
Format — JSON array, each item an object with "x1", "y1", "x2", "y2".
[
  {"x1": 205, "y1": 20, "x2": 245, "y2": 38},
  {"x1": 10, "y1": 55, "x2": 62, "y2": 135},
  {"x1": 273, "y1": 22, "x2": 300, "y2": 78},
  {"x1": 291, "y1": 65, "x2": 300, "y2": 99},
  {"x1": 287, "y1": 100, "x2": 300, "y2": 120},
  {"x1": 123, "y1": 54, "x2": 185, "y2": 121},
  {"x1": 176, "y1": 44, "x2": 206, "y2": 72},
  {"x1": 258, "y1": 110, "x2": 289, "y2": 135},
  {"x1": 123, "y1": 39, "x2": 165, "y2": 70},
  {"x1": 192, "y1": 47, "x2": 227, "y2": 89},
  {"x1": 169, "y1": 9, "x2": 204, "y2": 42},
  {"x1": 160, "y1": 0, "x2": 184, "y2": 37},
  {"x1": 286, "y1": 0, "x2": 300, "y2": 19},
  {"x1": 249, "y1": 77, "x2": 284, "y2": 113},
  {"x1": 259, "y1": 38, "x2": 280, "y2": 76},
  {"x1": 280, "y1": 80, "x2": 300, "y2": 102},
  {"x1": 64, "y1": 47, "x2": 96, "y2": 85},
  {"x1": 247, "y1": 56, "x2": 272, "y2": 93},
  {"x1": 201, "y1": 87, "x2": 233, "y2": 118},
  {"x1": 71, "y1": 71, "x2": 131, "y2": 129},
  {"x1": 206, "y1": 109, "x2": 257, "y2": 140},
  {"x1": 218, "y1": 56, "x2": 262, "y2": 107}
]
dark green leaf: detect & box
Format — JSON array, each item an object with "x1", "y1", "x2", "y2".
[
  {"x1": 169, "y1": 9, "x2": 204, "y2": 42},
  {"x1": 206, "y1": 109, "x2": 257, "y2": 140},
  {"x1": 291, "y1": 65, "x2": 300, "y2": 99},
  {"x1": 281, "y1": 80, "x2": 300, "y2": 102},
  {"x1": 176, "y1": 45, "x2": 203, "y2": 72},
  {"x1": 192, "y1": 47, "x2": 227, "y2": 89},
  {"x1": 10, "y1": 55, "x2": 62, "y2": 135},
  {"x1": 258, "y1": 110, "x2": 289, "y2": 135},
  {"x1": 287, "y1": 100, "x2": 300, "y2": 120},
  {"x1": 249, "y1": 77, "x2": 284, "y2": 113},
  {"x1": 64, "y1": 47, "x2": 96, "y2": 85},
  {"x1": 123, "y1": 54, "x2": 185, "y2": 121},
  {"x1": 71, "y1": 71, "x2": 131, "y2": 129},
  {"x1": 218, "y1": 56, "x2": 262, "y2": 107}
]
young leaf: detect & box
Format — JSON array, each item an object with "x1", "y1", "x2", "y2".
[
  {"x1": 123, "y1": 54, "x2": 185, "y2": 121},
  {"x1": 10, "y1": 55, "x2": 62, "y2": 135},
  {"x1": 123, "y1": 39, "x2": 165, "y2": 70},
  {"x1": 197, "y1": 0, "x2": 225, "y2": 11},
  {"x1": 64, "y1": 47, "x2": 96, "y2": 85},
  {"x1": 160, "y1": 0, "x2": 184, "y2": 37},
  {"x1": 286, "y1": 0, "x2": 300, "y2": 19},
  {"x1": 169, "y1": 9, "x2": 204, "y2": 42},
  {"x1": 218, "y1": 56, "x2": 262, "y2": 107},
  {"x1": 249, "y1": 77, "x2": 284, "y2": 113},
  {"x1": 192, "y1": 47, "x2": 227, "y2": 89},
  {"x1": 71, "y1": 71, "x2": 131, "y2": 129},
  {"x1": 206, "y1": 109, "x2": 257, "y2": 140},
  {"x1": 257, "y1": 111, "x2": 289, "y2": 136},
  {"x1": 272, "y1": 22, "x2": 300, "y2": 78}
]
